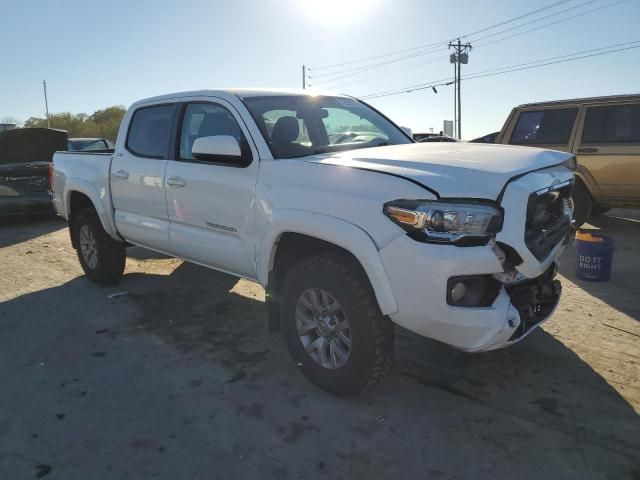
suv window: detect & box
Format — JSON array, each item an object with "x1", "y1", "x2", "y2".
[
  {"x1": 511, "y1": 108, "x2": 578, "y2": 145},
  {"x1": 126, "y1": 104, "x2": 174, "y2": 158},
  {"x1": 582, "y1": 104, "x2": 640, "y2": 144},
  {"x1": 179, "y1": 103, "x2": 246, "y2": 161}
]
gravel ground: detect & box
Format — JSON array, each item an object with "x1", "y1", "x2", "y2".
[{"x1": 0, "y1": 210, "x2": 638, "y2": 479}]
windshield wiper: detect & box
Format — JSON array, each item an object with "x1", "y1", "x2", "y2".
[{"x1": 312, "y1": 140, "x2": 390, "y2": 155}]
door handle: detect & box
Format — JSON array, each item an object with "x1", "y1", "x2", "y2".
[
  {"x1": 166, "y1": 176, "x2": 187, "y2": 187},
  {"x1": 577, "y1": 147, "x2": 599, "y2": 153},
  {"x1": 113, "y1": 169, "x2": 129, "y2": 179}
]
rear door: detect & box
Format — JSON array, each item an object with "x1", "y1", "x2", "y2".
[
  {"x1": 573, "y1": 101, "x2": 640, "y2": 204},
  {"x1": 111, "y1": 103, "x2": 176, "y2": 252},
  {"x1": 165, "y1": 98, "x2": 260, "y2": 279}
]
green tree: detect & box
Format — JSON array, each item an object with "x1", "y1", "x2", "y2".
[{"x1": 24, "y1": 105, "x2": 126, "y2": 141}]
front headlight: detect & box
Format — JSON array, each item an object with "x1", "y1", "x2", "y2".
[{"x1": 383, "y1": 199, "x2": 503, "y2": 245}]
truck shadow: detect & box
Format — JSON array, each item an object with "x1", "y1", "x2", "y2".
[
  {"x1": 558, "y1": 209, "x2": 640, "y2": 321},
  {"x1": 394, "y1": 328, "x2": 639, "y2": 462},
  {"x1": 0, "y1": 215, "x2": 65, "y2": 248},
  {"x1": 1, "y1": 259, "x2": 638, "y2": 472}
]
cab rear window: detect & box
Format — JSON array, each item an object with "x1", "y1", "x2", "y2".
[
  {"x1": 126, "y1": 104, "x2": 175, "y2": 158},
  {"x1": 510, "y1": 108, "x2": 577, "y2": 145}
]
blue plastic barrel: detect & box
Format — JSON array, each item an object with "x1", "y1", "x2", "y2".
[{"x1": 575, "y1": 232, "x2": 614, "y2": 282}]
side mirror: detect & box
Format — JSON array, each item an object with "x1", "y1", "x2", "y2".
[
  {"x1": 401, "y1": 126, "x2": 413, "y2": 137},
  {"x1": 192, "y1": 135, "x2": 243, "y2": 164}
]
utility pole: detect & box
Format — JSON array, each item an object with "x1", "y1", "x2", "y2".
[
  {"x1": 449, "y1": 39, "x2": 471, "y2": 139},
  {"x1": 453, "y1": 60, "x2": 457, "y2": 138},
  {"x1": 43, "y1": 80, "x2": 50, "y2": 128},
  {"x1": 302, "y1": 65, "x2": 306, "y2": 90}
]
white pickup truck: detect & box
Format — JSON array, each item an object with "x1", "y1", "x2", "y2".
[{"x1": 52, "y1": 89, "x2": 575, "y2": 394}]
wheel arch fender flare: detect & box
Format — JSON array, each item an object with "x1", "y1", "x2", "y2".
[
  {"x1": 574, "y1": 166, "x2": 600, "y2": 201},
  {"x1": 63, "y1": 179, "x2": 120, "y2": 241},
  {"x1": 257, "y1": 209, "x2": 398, "y2": 316}
]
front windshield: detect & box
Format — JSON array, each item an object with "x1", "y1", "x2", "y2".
[{"x1": 242, "y1": 95, "x2": 412, "y2": 159}]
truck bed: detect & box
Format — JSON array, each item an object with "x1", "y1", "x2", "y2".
[{"x1": 51, "y1": 150, "x2": 115, "y2": 228}]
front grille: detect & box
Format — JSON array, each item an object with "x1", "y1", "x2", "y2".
[{"x1": 524, "y1": 181, "x2": 573, "y2": 261}]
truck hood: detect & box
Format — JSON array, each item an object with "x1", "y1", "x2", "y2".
[{"x1": 304, "y1": 143, "x2": 573, "y2": 199}]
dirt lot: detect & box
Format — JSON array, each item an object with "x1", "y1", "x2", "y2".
[{"x1": 1, "y1": 211, "x2": 638, "y2": 479}]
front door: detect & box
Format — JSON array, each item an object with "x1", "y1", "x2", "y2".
[
  {"x1": 165, "y1": 99, "x2": 259, "y2": 279},
  {"x1": 111, "y1": 103, "x2": 176, "y2": 252},
  {"x1": 574, "y1": 101, "x2": 640, "y2": 205}
]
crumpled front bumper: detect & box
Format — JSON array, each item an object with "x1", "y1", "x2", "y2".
[{"x1": 378, "y1": 165, "x2": 573, "y2": 352}]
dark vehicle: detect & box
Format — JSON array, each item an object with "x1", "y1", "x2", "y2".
[
  {"x1": 68, "y1": 137, "x2": 115, "y2": 152},
  {"x1": 413, "y1": 132, "x2": 437, "y2": 142},
  {"x1": 0, "y1": 128, "x2": 67, "y2": 217},
  {"x1": 418, "y1": 135, "x2": 458, "y2": 142},
  {"x1": 469, "y1": 131, "x2": 499, "y2": 143}
]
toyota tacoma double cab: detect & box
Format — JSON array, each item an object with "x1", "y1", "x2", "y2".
[{"x1": 52, "y1": 89, "x2": 575, "y2": 395}]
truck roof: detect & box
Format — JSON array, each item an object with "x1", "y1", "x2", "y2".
[
  {"x1": 517, "y1": 93, "x2": 640, "y2": 108},
  {"x1": 132, "y1": 88, "x2": 349, "y2": 107}
]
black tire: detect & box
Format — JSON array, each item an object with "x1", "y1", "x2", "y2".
[
  {"x1": 571, "y1": 181, "x2": 592, "y2": 228},
  {"x1": 72, "y1": 207, "x2": 126, "y2": 285},
  {"x1": 591, "y1": 205, "x2": 611, "y2": 216},
  {"x1": 282, "y1": 252, "x2": 394, "y2": 396}
]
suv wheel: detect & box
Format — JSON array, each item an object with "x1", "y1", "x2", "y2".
[
  {"x1": 282, "y1": 252, "x2": 393, "y2": 395},
  {"x1": 591, "y1": 205, "x2": 611, "y2": 216},
  {"x1": 72, "y1": 207, "x2": 126, "y2": 284},
  {"x1": 571, "y1": 181, "x2": 592, "y2": 228}
]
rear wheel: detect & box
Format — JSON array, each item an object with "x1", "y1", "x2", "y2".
[
  {"x1": 282, "y1": 252, "x2": 394, "y2": 396},
  {"x1": 72, "y1": 207, "x2": 126, "y2": 284},
  {"x1": 570, "y1": 181, "x2": 592, "y2": 228}
]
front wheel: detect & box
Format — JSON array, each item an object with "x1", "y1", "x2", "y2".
[
  {"x1": 72, "y1": 207, "x2": 126, "y2": 285},
  {"x1": 282, "y1": 253, "x2": 394, "y2": 395}
]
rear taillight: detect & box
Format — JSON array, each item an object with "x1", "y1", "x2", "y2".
[{"x1": 49, "y1": 162, "x2": 54, "y2": 193}]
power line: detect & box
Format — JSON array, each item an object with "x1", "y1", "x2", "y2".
[
  {"x1": 310, "y1": 0, "x2": 578, "y2": 72},
  {"x1": 309, "y1": 0, "x2": 620, "y2": 88},
  {"x1": 359, "y1": 41, "x2": 640, "y2": 100},
  {"x1": 459, "y1": 0, "x2": 574, "y2": 39},
  {"x1": 464, "y1": 44, "x2": 640, "y2": 81},
  {"x1": 309, "y1": 44, "x2": 448, "y2": 81},
  {"x1": 360, "y1": 75, "x2": 456, "y2": 100},
  {"x1": 468, "y1": 0, "x2": 600, "y2": 43},
  {"x1": 473, "y1": 0, "x2": 630, "y2": 49},
  {"x1": 309, "y1": 48, "x2": 449, "y2": 87},
  {"x1": 361, "y1": 42, "x2": 638, "y2": 99},
  {"x1": 463, "y1": 40, "x2": 640, "y2": 78},
  {"x1": 314, "y1": 0, "x2": 628, "y2": 92},
  {"x1": 322, "y1": 54, "x2": 451, "y2": 91},
  {"x1": 310, "y1": 40, "x2": 449, "y2": 71}
]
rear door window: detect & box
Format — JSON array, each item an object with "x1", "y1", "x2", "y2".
[
  {"x1": 582, "y1": 103, "x2": 640, "y2": 144},
  {"x1": 126, "y1": 104, "x2": 175, "y2": 158},
  {"x1": 510, "y1": 108, "x2": 578, "y2": 145}
]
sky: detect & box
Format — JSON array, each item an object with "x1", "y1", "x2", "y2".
[{"x1": 1, "y1": 0, "x2": 639, "y2": 139}]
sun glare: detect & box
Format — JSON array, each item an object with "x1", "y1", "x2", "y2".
[{"x1": 298, "y1": 0, "x2": 377, "y2": 26}]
